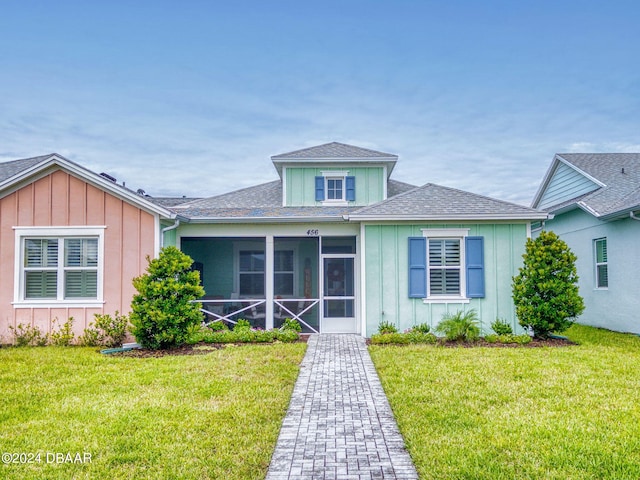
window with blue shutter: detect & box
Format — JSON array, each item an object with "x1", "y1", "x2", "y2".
[
  {"x1": 345, "y1": 176, "x2": 356, "y2": 201},
  {"x1": 315, "y1": 176, "x2": 325, "y2": 201},
  {"x1": 465, "y1": 236, "x2": 485, "y2": 298},
  {"x1": 408, "y1": 237, "x2": 427, "y2": 298}
]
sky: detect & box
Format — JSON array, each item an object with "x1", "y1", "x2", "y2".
[{"x1": 1, "y1": 0, "x2": 639, "y2": 205}]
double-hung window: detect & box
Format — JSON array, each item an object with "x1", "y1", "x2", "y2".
[
  {"x1": 16, "y1": 227, "x2": 104, "y2": 305},
  {"x1": 238, "y1": 250, "x2": 265, "y2": 296},
  {"x1": 594, "y1": 238, "x2": 608, "y2": 288},
  {"x1": 274, "y1": 250, "x2": 294, "y2": 296}
]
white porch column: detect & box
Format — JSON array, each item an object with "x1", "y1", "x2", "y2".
[{"x1": 265, "y1": 235, "x2": 274, "y2": 329}]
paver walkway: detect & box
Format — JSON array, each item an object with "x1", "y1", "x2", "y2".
[{"x1": 266, "y1": 334, "x2": 419, "y2": 480}]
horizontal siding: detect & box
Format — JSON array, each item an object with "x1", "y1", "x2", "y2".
[{"x1": 539, "y1": 162, "x2": 599, "y2": 209}]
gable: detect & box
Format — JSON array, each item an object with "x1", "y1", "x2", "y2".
[
  {"x1": 2, "y1": 169, "x2": 157, "y2": 228},
  {"x1": 537, "y1": 161, "x2": 601, "y2": 210}
]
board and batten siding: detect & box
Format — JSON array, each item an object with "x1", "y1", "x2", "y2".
[
  {"x1": 538, "y1": 161, "x2": 600, "y2": 210},
  {"x1": 284, "y1": 166, "x2": 386, "y2": 206},
  {"x1": 0, "y1": 169, "x2": 157, "y2": 339},
  {"x1": 363, "y1": 223, "x2": 528, "y2": 336}
]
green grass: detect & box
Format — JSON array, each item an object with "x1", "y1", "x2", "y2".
[
  {"x1": 370, "y1": 324, "x2": 640, "y2": 479},
  {"x1": 0, "y1": 343, "x2": 306, "y2": 479}
]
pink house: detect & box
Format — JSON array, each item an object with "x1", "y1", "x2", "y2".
[{"x1": 0, "y1": 154, "x2": 173, "y2": 340}]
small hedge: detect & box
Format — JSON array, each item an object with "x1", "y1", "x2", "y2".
[
  {"x1": 187, "y1": 319, "x2": 301, "y2": 344},
  {"x1": 370, "y1": 332, "x2": 438, "y2": 345}
]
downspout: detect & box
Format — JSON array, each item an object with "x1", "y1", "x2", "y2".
[
  {"x1": 630, "y1": 211, "x2": 640, "y2": 222},
  {"x1": 160, "y1": 218, "x2": 180, "y2": 248}
]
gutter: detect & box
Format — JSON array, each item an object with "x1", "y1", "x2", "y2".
[
  {"x1": 630, "y1": 211, "x2": 640, "y2": 222},
  {"x1": 160, "y1": 218, "x2": 181, "y2": 247}
]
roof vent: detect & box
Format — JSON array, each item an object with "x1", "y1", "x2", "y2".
[
  {"x1": 100, "y1": 172, "x2": 117, "y2": 182},
  {"x1": 622, "y1": 167, "x2": 626, "y2": 174}
]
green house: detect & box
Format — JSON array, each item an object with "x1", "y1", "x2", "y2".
[{"x1": 162, "y1": 142, "x2": 546, "y2": 336}]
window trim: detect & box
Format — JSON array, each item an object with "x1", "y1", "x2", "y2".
[
  {"x1": 594, "y1": 237, "x2": 608, "y2": 289},
  {"x1": 233, "y1": 241, "x2": 299, "y2": 298},
  {"x1": 421, "y1": 229, "x2": 469, "y2": 303},
  {"x1": 13, "y1": 226, "x2": 105, "y2": 307},
  {"x1": 320, "y1": 170, "x2": 350, "y2": 205}
]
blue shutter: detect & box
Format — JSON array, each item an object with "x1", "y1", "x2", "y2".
[
  {"x1": 345, "y1": 176, "x2": 356, "y2": 201},
  {"x1": 315, "y1": 176, "x2": 324, "y2": 201},
  {"x1": 408, "y1": 237, "x2": 427, "y2": 298},
  {"x1": 465, "y1": 236, "x2": 485, "y2": 298}
]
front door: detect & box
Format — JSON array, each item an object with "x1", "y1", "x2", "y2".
[{"x1": 322, "y1": 256, "x2": 357, "y2": 333}]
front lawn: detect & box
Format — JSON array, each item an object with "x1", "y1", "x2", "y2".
[
  {"x1": 0, "y1": 343, "x2": 306, "y2": 480},
  {"x1": 370, "y1": 324, "x2": 640, "y2": 479}
]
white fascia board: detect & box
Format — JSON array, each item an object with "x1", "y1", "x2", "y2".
[
  {"x1": 531, "y1": 155, "x2": 561, "y2": 208},
  {"x1": 272, "y1": 158, "x2": 397, "y2": 176},
  {"x1": 348, "y1": 213, "x2": 549, "y2": 221},
  {"x1": 532, "y1": 154, "x2": 606, "y2": 208},
  {"x1": 0, "y1": 155, "x2": 175, "y2": 219},
  {"x1": 184, "y1": 215, "x2": 350, "y2": 224}
]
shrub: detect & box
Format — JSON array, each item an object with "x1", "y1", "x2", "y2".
[
  {"x1": 9, "y1": 323, "x2": 48, "y2": 347},
  {"x1": 274, "y1": 329, "x2": 299, "y2": 343},
  {"x1": 377, "y1": 321, "x2": 398, "y2": 335},
  {"x1": 130, "y1": 246, "x2": 205, "y2": 349},
  {"x1": 512, "y1": 230, "x2": 585, "y2": 338},
  {"x1": 234, "y1": 319, "x2": 252, "y2": 330},
  {"x1": 435, "y1": 310, "x2": 480, "y2": 342},
  {"x1": 406, "y1": 331, "x2": 438, "y2": 344},
  {"x1": 281, "y1": 318, "x2": 302, "y2": 332},
  {"x1": 207, "y1": 320, "x2": 229, "y2": 331},
  {"x1": 491, "y1": 318, "x2": 513, "y2": 335},
  {"x1": 408, "y1": 323, "x2": 431, "y2": 334},
  {"x1": 80, "y1": 312, "x2": 129, "y2": 347},
  {"x1": 49, "y1": 317, "x2": 75, "y2": 346}
]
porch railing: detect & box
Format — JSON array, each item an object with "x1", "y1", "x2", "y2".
[
  {"x1": 198, "y1": 299, "x2": 266, "y2": 326},
  {"x1": 195, "y1": 298, "x2": 320, "y2": 334},
  {"x1": 274, "y1": 298, "x2": 320, "y2": 334}
]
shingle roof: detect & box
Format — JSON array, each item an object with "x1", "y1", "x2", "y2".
[
  {"x1": 271, "y1": 142, "x2": 397, "y2": 159},
  {"x1": 351, "y1": 183, "x2": 546, "y2": 220},
  {"x1": 146, "y1": 197, "x2": 201, "y2": 207},
  {"x1": 550, "y1": 153, "x2": 640, "y2": 218},
  {"x1": 0, "y1": 154, "x2": 52, "y2": 183},
  {"x1": 171, "y1": 178, "x2": 420, "y2": 220}
]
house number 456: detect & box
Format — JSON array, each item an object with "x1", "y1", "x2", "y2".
[{"x1": 306, "y1": 229, "x2": 319, "y2": 236}]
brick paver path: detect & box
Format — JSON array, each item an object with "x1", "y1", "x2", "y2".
[{"x1": 266, "y1": 334, "x2": 419, "y2": 480}]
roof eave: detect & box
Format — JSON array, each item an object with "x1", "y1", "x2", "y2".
[
  {"x1": 271, "y1": 157, "x2": 398, "y2": 178},
  {"x1": 531, "y1": 154, "x2": 606, "y2": 208},
  {"x1": 348, "y1": 213, "x2": 549, "y2": 222},
  {"x1": 182, "y1": 215, "x2": 350, "y2": 224}
]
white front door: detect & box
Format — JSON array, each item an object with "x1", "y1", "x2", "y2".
[{"x1": 321, "y1": 255, "x2": 357, "y2": 333}]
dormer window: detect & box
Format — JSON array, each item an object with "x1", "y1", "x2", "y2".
[{"x1": 315, "y1": 172, "x2": 355, "y2": 204}]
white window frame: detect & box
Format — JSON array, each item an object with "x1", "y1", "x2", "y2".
[
  {"x1": 13, "y1": 226, "x2": 105, "y2": 307},
  {"x1": 233, "y1": 241, "x2": 299, "y2": 298},
  {"x1": 421, "y1": 228, "x2": 469, "y2": 303},
  {"x1": 320, "y1": 170, "x2": 349, "y2": 205},
  {"x1": 234, "y1": 241, "x2": 266, "y2": 298},
  {"x1": 594, "y1": 237, "x2": 608, "y2": 289}
]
